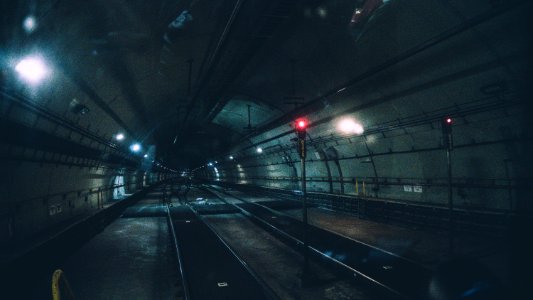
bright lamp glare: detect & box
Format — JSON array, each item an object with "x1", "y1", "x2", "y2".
[
  {"x1": 338, "y1": 119, "x2": 364, "y2": 135},
  {"x1": 23, "y1": 15, "x2": 37, "y2": 33},
  {"x1": 353, "y1": 123, "x2": 364, "y2": 134},
  {"x1": 295, "y1": 118, "x2": 308, "y2": 130},
  {"x1": 115, "y1": 133, "x2": 125, "y2": 141},
  {"x1": 15, "y1": 56, "x2": 49, "y2": 84},
  {"x1": 256, "y1": 147, "x2": 263, "y2": 154},
  {"x1": 143, "y1": 154, "x2": 148, "y2": 158},
  {"x1": 130, "y1": 143, "x2": 141, "y2": 152},
  {"x1": 229, "y1": 155, "x2": 234, "y2": 160}
]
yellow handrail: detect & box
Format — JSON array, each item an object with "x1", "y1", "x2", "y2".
[{"x1": 51, "y1": 269, "x2": 76, "y2": 300}]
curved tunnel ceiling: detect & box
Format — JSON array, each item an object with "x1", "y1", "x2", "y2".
[{"x1": 1, "y1": 0, "x2": 531, "y2": 170}]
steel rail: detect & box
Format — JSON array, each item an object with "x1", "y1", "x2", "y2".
[
  {"x1": 187, "y1": 201, "x2": 281, "y2": 300},
  {"x1": 165, "y1": 204, "x2": 192, "y2": 300},
  {"x1": 201, "y1": 185, "x2": 429, "y2": 300}
]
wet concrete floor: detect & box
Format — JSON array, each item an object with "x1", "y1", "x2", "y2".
[{"x1": 61, "y1": 201, "x2": 177, "y2": 300}]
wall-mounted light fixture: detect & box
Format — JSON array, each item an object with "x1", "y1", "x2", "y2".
[
  {"x1": 130, "y1": 143, "x2": 141, "y2": 152},
  {"x1": 337, "y1": 118, "x2": 364, "y2": 135},
  {"x1": 15, "y1": 55, "x2": 50, "y2": 85}
]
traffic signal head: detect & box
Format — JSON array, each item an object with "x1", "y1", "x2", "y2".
[
  {"x1": 295, "y1": 118, "x2": 308, "y2": 131},
  {"x1": 295, "y1": 118, "x2": 308, "y2": 139}
]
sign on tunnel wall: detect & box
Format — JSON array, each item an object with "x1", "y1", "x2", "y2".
[
  {"x1": 48, "y1": 203, "x2": 63, "y2": 216},
  {"x1": 403, "y1": 185, "x2": 423, "y2": 193}
]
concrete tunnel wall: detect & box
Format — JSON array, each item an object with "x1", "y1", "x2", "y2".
[
  {"x1": 205, "y1": 2, "x2": 531, "y2": 212},
  {"x1": 0, "y1": 81, "x2": 176, "y2": 245},
  {"x1": 210, "y1": 76, "x2": 528, "y2": 211},
  {"x1": 1, "y1": 0, "x2": 531, "y2": 249},
  {"x1": 211, "y1": 96, "x2": 526, "y2": 212},
  {"x1": 0, "y1": 160, "x2": 169, "y2": 244}
]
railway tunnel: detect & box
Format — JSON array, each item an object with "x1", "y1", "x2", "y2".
[{"x1": 1, "y1": 0, "x2": 532, "y2": 299}]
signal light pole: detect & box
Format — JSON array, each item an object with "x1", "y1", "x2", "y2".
[
  {"x1": 295, "y1": 118, "x2": 310, "y2": 283},
  {"x1": 442, "y1": 117, "x2": 454, "y2": 255}
]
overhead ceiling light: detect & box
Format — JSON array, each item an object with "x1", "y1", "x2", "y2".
[
  {"x1": 143, "y1": 154, "x2": 148, "y2": 158},
  {"x1": 23, "y1": 15, "x2": 37, "y2": 33},
  {"x1": 353, "y1": 123, "x2": 364, "y2": 134},
  {"x1": 15, "y1": 56, "x2": 50, "y2": 85},
  {"x1": 256, "y1": 147, "x2": 263, "y2": 154},
  {"x1": 130, "y1": 143, "x2": 141, "y2": 152},
  {"x1": 338, "y1": 118, "x2": 364, "y2": 135},
  {"x1": 115, "y1": 133, "x2": 125, "y2": 141},
  {"x1": 229, "y1": 155, "x2": 234, "y2": 160}
]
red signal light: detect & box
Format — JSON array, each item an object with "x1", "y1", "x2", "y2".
[
  {"x1": 295, "y1": 118, "x2": 308, "y2": 130},
  {"x1": 446, "y1": 118, "x2": 452, "y2": 124}
]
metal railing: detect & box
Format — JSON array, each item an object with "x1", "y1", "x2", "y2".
[
  {"x1": 214, "y1": 181, "x2": 515, "y2": 237},
  {"x1": 51, "y1": 269, "x2": 76, "y2": 300},
  {"x1": 211, "y1": 175, "x2": 523, "y2": 191}
]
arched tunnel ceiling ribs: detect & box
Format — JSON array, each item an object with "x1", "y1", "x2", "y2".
[
  {"x1": 1, "y1": 0, "x2": 531, "y2": 170},
  {"x1": 237, "y1": 0, "x2": 528, "y2": 144}
]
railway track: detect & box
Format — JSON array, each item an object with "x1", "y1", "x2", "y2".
[
  {"x1": 166, "y1": 186, "x2": 279, "y2": 300},
  {"x1": 202, "y1": 185, "x2": 432, "y2": 300}
]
